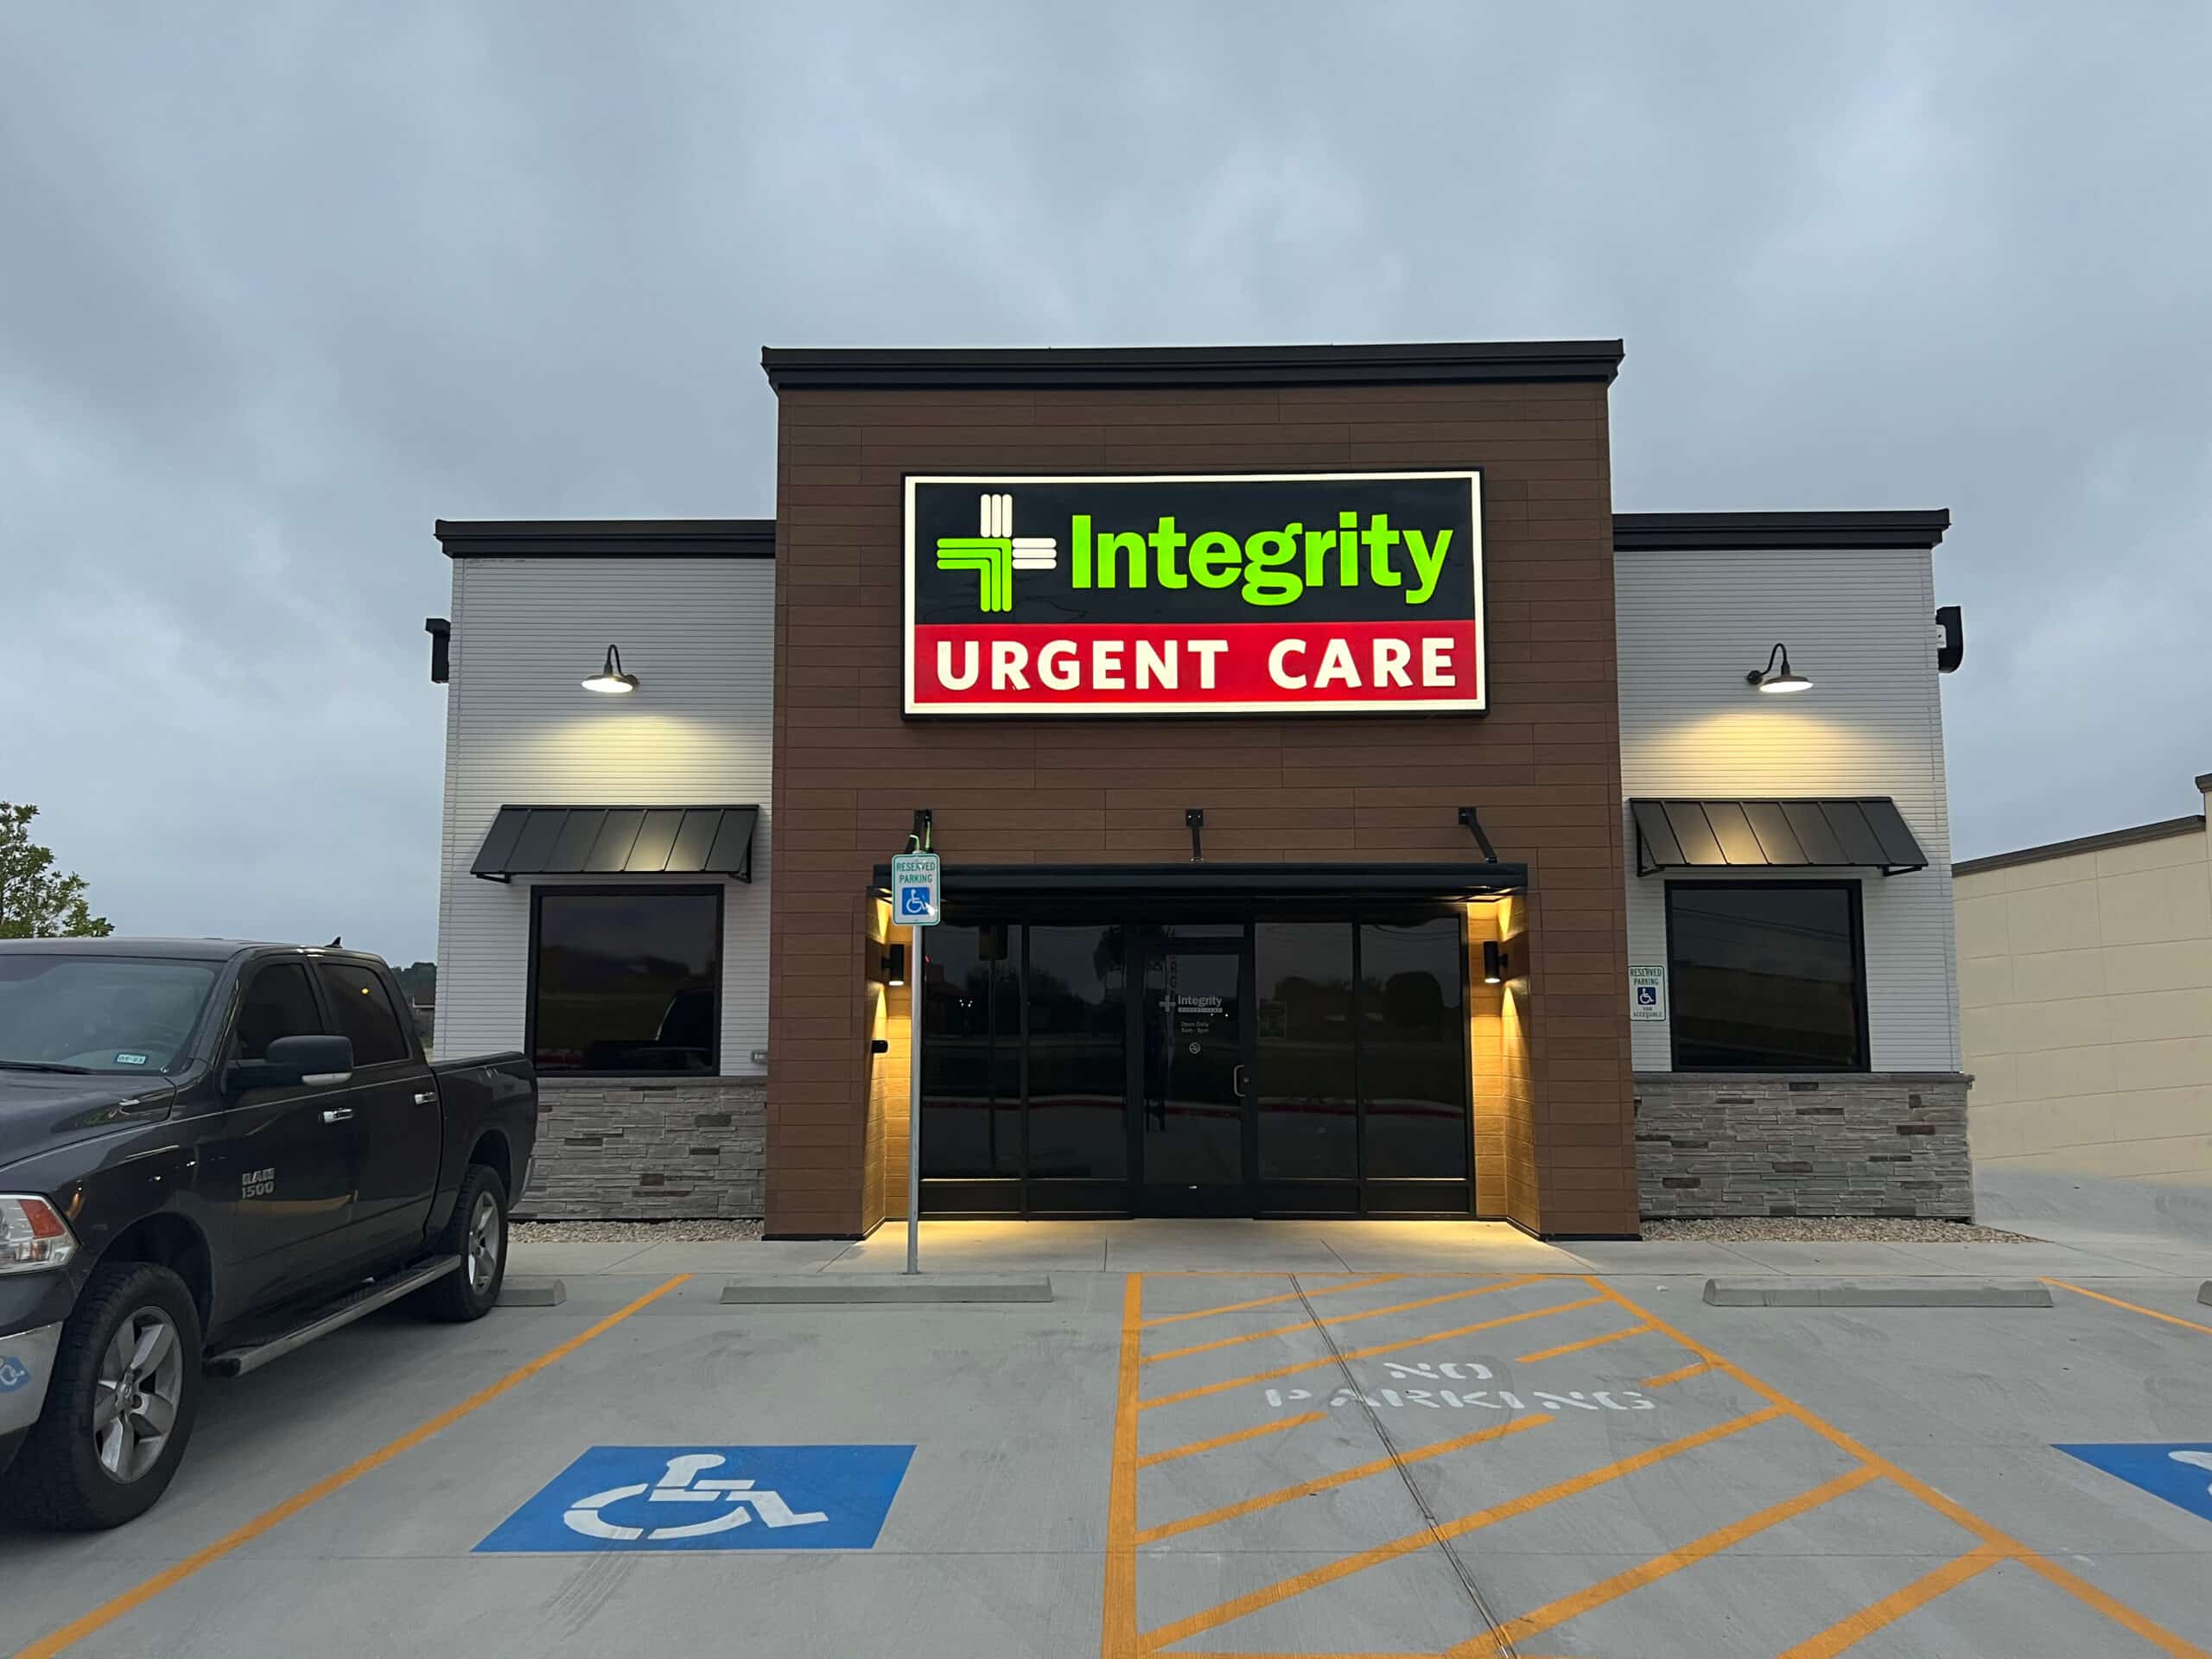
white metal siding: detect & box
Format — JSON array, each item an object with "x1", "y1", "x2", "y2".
[
  {"x1": 1616, "y1": 548, "x2": 1960, "y2": 1072},
  {"x1": 432, "y1": 558, "x2": 774, "y2": 1074}
]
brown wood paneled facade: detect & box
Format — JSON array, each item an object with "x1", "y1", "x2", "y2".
[{"x1": 763, "y1": 346, "x2": 1637, "y2": 1237}]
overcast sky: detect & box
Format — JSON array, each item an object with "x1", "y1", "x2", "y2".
[{"x1": 4, "y1": 3, "x2": 2208, "y2": 964}]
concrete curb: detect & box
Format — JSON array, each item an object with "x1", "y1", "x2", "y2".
[
  {"x1": 2199, "y1": 1281, "x2": 2210, "y2": 1308},
  {"x1": 1704, "y1": 1277, "x2": 2051, "y2": 1308},
  {"x1": 499, "y1": 1277, "x2": 568, "y2": 1307},
  {"x1": 721, "y1": 1274, "x2": 1053, "y2": 1305}
]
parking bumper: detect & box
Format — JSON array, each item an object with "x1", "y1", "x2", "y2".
[{"x1": 0, "y1": 1320, "x2": 62, "y2": 1436}]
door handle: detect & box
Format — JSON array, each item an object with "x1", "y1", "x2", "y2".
[
  {"x1": 1232, "y1": 1065, "x2": 1247, "y2": 1098},
  {"x1": 412, "y1": 1092, "x2": 435, "y2": 1105},
  {"x1": 322, "y1": 1108, "x2": 355, "y2": 1124}
]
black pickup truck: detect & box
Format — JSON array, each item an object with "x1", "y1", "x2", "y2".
[{"x1": 0, "y1": 938, "x2": 537, "y2": 1529}]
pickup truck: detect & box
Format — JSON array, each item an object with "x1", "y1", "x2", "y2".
[{"x1": 0, "y1": 938, "x2": 537, "y2": 1529}]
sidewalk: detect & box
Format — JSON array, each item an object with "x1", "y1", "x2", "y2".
[{"x1": 509, "y1": 1215, "x2": 2204, "y2": 1281}]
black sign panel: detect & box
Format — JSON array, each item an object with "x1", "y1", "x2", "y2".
[{"x1": 903, "y1": 471, "x2": 1484, "y2": 715}]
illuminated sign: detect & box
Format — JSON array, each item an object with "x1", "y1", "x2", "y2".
[{"x1": 903, "y1": 472, "x2": 1484, "y2": 715}]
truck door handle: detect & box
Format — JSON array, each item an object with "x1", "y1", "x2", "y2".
[
  {"x1": 412, "y1": 1092, "x2": 435, "y2": 1105},
  {"x1": 321, "y1": 1108, "x2": 355, "y2": 1124}
]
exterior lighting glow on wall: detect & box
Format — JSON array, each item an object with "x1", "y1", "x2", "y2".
[
  {"x1": 1746, "y1": 642, "x2": 1812, "y2": 695},
  {"x1": 582, "y1": 645, "x2": 639, "y2": 694}
]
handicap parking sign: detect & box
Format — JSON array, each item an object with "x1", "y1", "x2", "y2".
[
  {"x1": 891, "y1": 851, "x2": 940, "y2": 927},
  {"x1": 2056, "y1": 1443, "x2": 2212, "y2": 1526},
  {"x1": 476, "y1": 1446, "x2": 915, "y2": 1552}
]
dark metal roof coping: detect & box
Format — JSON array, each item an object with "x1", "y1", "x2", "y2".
[
  {"x1": 1613, "y1": 511, "x2": 1950, "y2": 552},
  {"x1": 435, "y1": 520, "x2": 774, "y2": 559},
  {"x1": 762, "y1": 340, "x2": 1624, "y2": 391}
]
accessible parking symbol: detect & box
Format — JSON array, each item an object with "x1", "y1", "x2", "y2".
[
  {"x1": 476, "y1": 1446, "x2": 915, "y2": 1552},
  {"x1": 2056, "y1": 1442, "x2": 2212, "y2": 1526}
]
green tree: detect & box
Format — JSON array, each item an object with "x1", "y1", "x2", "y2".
[{"x1": 0, "y1": 803, "x2": 113, "y2": 939}]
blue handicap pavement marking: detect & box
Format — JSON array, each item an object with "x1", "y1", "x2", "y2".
[
  {"x1": 2056, "y1": 1443, "x2": 2212, "y2": 1525},
  {"x1": 477, "y1": 1446, "x2": 915, "y2": 1552}
]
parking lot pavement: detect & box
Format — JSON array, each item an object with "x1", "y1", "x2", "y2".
[
  {"x1": 1107, "y1": 1271, "x2": 2212, "y2": 1658},
  {"x1": 5, "y1": 1262, "x2": 2210, "y2": 1658}
]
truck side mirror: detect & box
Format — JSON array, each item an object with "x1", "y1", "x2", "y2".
[{"x1": 228, "y1": 1033, "x2": 355, "y2": 1091}]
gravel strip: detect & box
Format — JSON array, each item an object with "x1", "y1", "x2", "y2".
[
  {"x1": 511, "y1": 1218, "x2": 764, "y2": 1243},
  {"x1": 1639, "y1": 1217, "x2": 2040, "y2": 1243}
]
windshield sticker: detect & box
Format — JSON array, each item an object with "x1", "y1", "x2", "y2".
[{"x1": 113, "y1": 1052, "x2": 149, "y2": 1066}]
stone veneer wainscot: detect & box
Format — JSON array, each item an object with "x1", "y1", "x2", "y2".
[
  {"x1": 1632, "y1": 1072, "x2": 1972, "y2": 1220},
  {"x1": 518, "y1": 1077, "x2": 766, "y2": 1220}
]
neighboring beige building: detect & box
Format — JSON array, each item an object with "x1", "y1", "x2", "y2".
[{"x1": 1955, "y1": 772, "x2": 2212, "y2": 1179}]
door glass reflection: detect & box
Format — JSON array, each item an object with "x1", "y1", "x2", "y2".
[
  {"x1": 918, "y1": 925, "x2": 1020, "y2": 1176},
  {"x1": 1360, "y1": 918, "x2": 1469, "y2": 1179},
  {"x1": 1142, "y1": 949, "x2": 1243, "y2": 1187},
  {"x1": 1026, "y1": 925, "x2": 1127, "y2": 1179},
  {"x1": 1255, "y1": 923, "x2": 1357, "y2": 1180}
]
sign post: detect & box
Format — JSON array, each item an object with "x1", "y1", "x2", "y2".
[{"x1": 889, "y1": 850, "x2": 941, "y2": 1274}]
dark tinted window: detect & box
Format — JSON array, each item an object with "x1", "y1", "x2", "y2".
[
  {"x1": 236, "y1": 962, "x2": 323, "y2": 1060},
  {"x1": 918, "y1": 924, "x2": 1021, "y2": 1177},
  {"x1": 1669, "y1": 884, "x2": 1866, "y2": 1070},
  {"x1": 1255, "y1": 923, "x2": 1357, "y2": 1179},
  {"x1": 1359, "y1": 918, "x2": 1468, "y2": 1179},
  {"x1": 315, "y1": 961, "x2": 410, "y2": 1065},
  {"x1": 533, "y1": 891, "x2": 721, "y2": 1074},
  {"x1": 1026, "y1": 925, "x2": 1127, "y2": 1180}
]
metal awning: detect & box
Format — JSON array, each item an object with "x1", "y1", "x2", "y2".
[
  {"x1": 1631, "y1": 798, "x2": 1927, "y2": 877},
  {"x1": 866, "y1": 861, "x2": 1527, "y2": 902},
  {"x1": 472, "y1": 805, "x2": 758, "y2": 883}
]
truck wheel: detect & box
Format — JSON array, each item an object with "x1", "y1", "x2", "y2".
[
  {"x1": 1, "y1": 1262, "x2": 202, "y2": 1530},
  {"x1": 417, "y1": 1165, "x2": 508, "y2": 1322}
]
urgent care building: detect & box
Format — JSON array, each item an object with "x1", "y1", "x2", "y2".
[{"x1": 429, "y1": 340, "x2": 1971, "y2": 1237}]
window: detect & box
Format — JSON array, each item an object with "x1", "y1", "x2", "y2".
[
  {"x1": 315, "y1": 961, "x2": 410, "y2": 1065},
  {"x1": 531, "y1": 889, "x2": 722, "y2": 1075},
  {"x1": 1358, "y1": 918, "x2": 1470, "y2": 1179},
  {"x1": 1667, "y1": 882, "x2": 1867, "y2": 1071},
  {"x1": 918, "y1": 924, "x2": 1022, "y2": 1176},
  {"x1": 235, "y1": 962, "x2": 324, "y2": 1061},
  {"x1": 1255, "y1": 923, "x2": 1357, "y2": 1180},
  {"x1": 1022, "y1": 925, "x2": 1126, "y2": 1180}
]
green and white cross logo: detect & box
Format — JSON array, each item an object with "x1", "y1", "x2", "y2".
[{"x1": 934, "y1": 493, "x2": 1058, "y2": 613}]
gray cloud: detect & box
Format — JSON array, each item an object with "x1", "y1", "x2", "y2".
[{"x1": 4, "y1": 1, "x2": 2207, "y2": 961}]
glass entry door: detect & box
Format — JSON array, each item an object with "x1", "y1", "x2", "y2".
[{"x1": 1135, "y1": 933, "x2": 1254, "y2": 1215}]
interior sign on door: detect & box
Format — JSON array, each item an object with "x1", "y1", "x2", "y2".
[{"x1": 905, "y1": 472, "x2": 1485, "y2": 715}]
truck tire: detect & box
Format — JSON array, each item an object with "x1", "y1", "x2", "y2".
[
  {"x1": 1, "y1": 1262, "x2": 203, "y2": 1530},
  {"x1": 416, "y1": 1164, "x2": 508, "y2": 1322}
]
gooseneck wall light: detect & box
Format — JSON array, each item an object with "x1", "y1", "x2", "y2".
[
  {"x1": 1746, "y1": 642, "x2": 1812, "y2": 695},
  {"x1": 582, "y1": 645, "x2": 639, "y2": 695}
]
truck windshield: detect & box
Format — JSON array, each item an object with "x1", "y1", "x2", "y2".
[{"x1": 0, "y1": 957, "x2": 218, "y2": 1074}]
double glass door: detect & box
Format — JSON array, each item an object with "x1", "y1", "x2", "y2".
[{"x1": 917, "y1": 911, "x2": 1473, "y2": 1218}]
